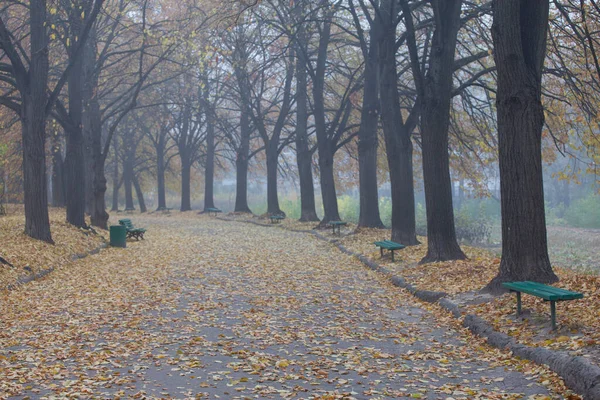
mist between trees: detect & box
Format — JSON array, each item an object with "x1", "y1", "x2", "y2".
[{"x1": 1, "y1": 0, "x2": 599, "y2": 291}]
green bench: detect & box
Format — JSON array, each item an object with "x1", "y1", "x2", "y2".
[
  {"x1": 329, "y1": 221, "x2": 347, "y2": 235},
  {"x1": 502, "y1": 281, "x2": 584, "y2": 330},
  {"x1": 374, "y1": 240, "x2": 405, "y2": 262},
  {"x1": 206, "y1": 208, "x2": 222, "y2": 216},
  {"x1": 118, "y1": 219, "x2": 146, "y2": 240},
  {"x1": 270, "y1": 215, "x2": 285, "y2": 224},
  {"x1": 156, "y1": 207, "x2": 173, "y2": 213}
]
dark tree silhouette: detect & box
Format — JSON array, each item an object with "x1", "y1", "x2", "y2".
[{"x1": 486, "y1": 0, "x2": 558, "y2": 293}]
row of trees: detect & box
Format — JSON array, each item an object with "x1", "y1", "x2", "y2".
[{"x1": 1, "y1": 0, "x2": 599, "y2": 291}]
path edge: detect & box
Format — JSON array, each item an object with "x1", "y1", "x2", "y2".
[
  {"x1": 5, "y1": 242, "x2": 109, "y2": 292},
  {"x1": 215, "y1": 216, "x2": 600, "y2": 399}
]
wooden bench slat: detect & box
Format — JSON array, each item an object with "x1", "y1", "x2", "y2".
[
  {"x1": 374, "y1": 240, "x2": 405, "y2": 250},
  {"x1": 503, "y1": 281, "x2": 583, "y2": 301}
]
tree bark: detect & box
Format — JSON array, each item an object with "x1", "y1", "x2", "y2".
[
  {"x1": 294, "y1": 3, "x2": 319, "y2": 222},
  {"x1": 22, "y1": 100, "x2": 53, "y2": 243},
  {"x1": 234, "y1": 100, "x2": 252, "y2": 213},
  {"x1": 318, "y1": 149, "x2": 341, "y2": 223},
  {"x1": 133, "y1": 174, "x2": 147, "y2": 213},
  {"x1": 419, "y1": 0, "x2": 466, "y2": 263},
  {"x1": 64, "y1": 6, "x2": 87, "y2": 228},
  {"x1": 358, "y1": 29, "x2": 384, "y2": 228},
  {"x1": 486, "y1": 0, "x2": 558, "y2": 293},
  {"x1": 82, "y1": 30, "x2": 109, "y2": 228},
  {"x1": 378, "y1": 0, "x2": 418, "y2": 245},
  {"x1": 124, "y1": 158, "x2": 135, "y2": 211},
  {"x1": 203, "y1": 105, "x2": 216, "y2": 211},
  {"x1": 156, "y1": 137, "x2": 167, "y2": 210},
  {"x1": 111, "y1": 139, "x2": 120, "y2": 212},
  {"x1": 21, "y1": 0, "x2": 53, "y2": 243},
  {"x1": 180, "y1": 156, "x2": 192, "y2": 212},
  {"x1": 266, "y1": 142, "x2": 282, "y2": 215},
  {"x1": 313, "y1": 17, "x2": 341, "y2": 225},
  {"x1": 51, "y1": 133, "x2": 66, "y2": 208}
]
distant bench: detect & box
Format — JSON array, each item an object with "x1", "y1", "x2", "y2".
[
  {"x1": 156, "y1": 207, "x2": 173, "y2": 214},
  {"x1": 206, "y1": 208, "x2": 222, "y2": 217},
  {"x1": 374, "y1": 240, "x2": 405, "y2": 262},
  {"x1": 329, "y1": 221, "x2": 347, "y2": 235},
  {"x1": 270, "y1": 215, "x2": 285, "y2": 224},
  {"x1": 119, "y1": 218, "x2": 146, "y2": 240},
  {"x1": 502, "y1": 281, "x2": 584, "y2": 330}
]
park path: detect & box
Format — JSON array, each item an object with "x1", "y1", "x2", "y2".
[{"x1": 0, "y1": 216, "x2": 571, "y2": 399}]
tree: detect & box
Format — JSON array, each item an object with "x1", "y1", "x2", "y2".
[
  {"x1": 486, "y1": 0, "x2": 559, "y2": 293},
  {"x1": 401, "y1": 0, "x2": 468, "y2": 262},
  {"x1": 245, "y1": 15, "x2": 295, "y2": 216},
  {"x1": 306, "y1": 0, "x2": 360, "y2": 226},
  {"x1": 168, "y1": 78, "x2": 207, "y2": 212},
  {"x1": 349, "y1": 0, "x2": 384, "y2": 229},
  {"x1": 292, "y1": 0, "x2": 319, "y2": 222},
  {"x1": 219, "y1": 20, "x2": 262, "y2": 214},
  {"x1": 137, "y1": 105, "x2": 174, "y2": 211},
  {"x1": 377, "y1": 0, "x2": 420, "y2": 245},
  {"x1": 270, "y1": 0, "x2": 319, "y2": 221},
  {"x1": 0, "y1": 0, "x2": 103, "y2": 242}
]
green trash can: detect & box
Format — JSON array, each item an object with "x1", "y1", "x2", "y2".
[{"x1": 110, "y1": 225, "x2": 127, "y2": 248}]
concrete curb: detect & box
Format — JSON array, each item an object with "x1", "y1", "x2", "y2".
[
  {"x1": 5, "y1": 243, "x2": 108, "y2": 292},
  {"x1": 216, "y1": 216, "x2": 600, "y2": 398}
]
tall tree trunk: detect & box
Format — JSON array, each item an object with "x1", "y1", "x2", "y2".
[
  {"x1": 358, "y1": 32, "x2": 384, "y2": 228},
  {"x1": 22, "y1": 101, "x2": 53, "y2": 243},
  {"x1": 133, "y1": 174, "x2": 147, "y2": 213},
  {"x1": 111, "y1": 140, "x2": 120, "y2": 212},
  {"x1": 294, "y1": 7, "x2": 319, "y2": 222},
  {"x1": 384, "y1": 133, "x2": 419, "y2": 245},
  {"x1": 419, "y1": 0, "x2": 466, "y2": 263},
  {"x1": 203, "y1": 112, "x2": 216, "y2": 211},
  {"x1": 234, "y1": 103, "x2": 252, "y2": 213},
  {"x1": 124, "y1": 158, "x2": 135, "y2": 211},
  {"x1": 486, "y1": 0, "x2": 558, "y2": 293},
  {"x1": 18, "y1": 0, "x2": 53, "y2": 243},
  {"x1": 156, "y1": 139, "x2": 167, "y2": 210},
  {"x1": 91, "y1": 161, "x2": 108, "y2": 228},
  {"x1": 64, "y1": 9, "x2": 86, "y2": 228},
  {"x1": 313, "y1": 18, "x2": 340, "y2": 225},
  {"x1": 180, "y1": 156, "x2": 192, "y2": 211},
  {"x1": 51, "y1": 133, "x2": 66, "y2": 208},
  {"x1": 266, "y1": 143, "x2": 282, "y2": 215},
  {"x1": 83, "y1": 30, "x2": 108, "y2": 229},
  {"x1": 318, "y1": 148, "x2": 341, "y2": 224},
  {"x1": 378, "y1": 0, "x2": 418, "y2": 245}
]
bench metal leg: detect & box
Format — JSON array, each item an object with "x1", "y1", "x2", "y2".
[
  {"x1": 391, "y1": 250, "x2": 395, "y2": 262},
  {"x1": 516, "y1": 291, "x2": 521, "y2": 317},
  {"x1": 550, "y1": 301, "x2": 557, "y2": 330},
  {"x1": 380, "y1": 247, "x2": 384, "y2": 258}
]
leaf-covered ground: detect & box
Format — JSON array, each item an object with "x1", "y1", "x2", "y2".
[
  {"x1": 0, "y1": 213, "x2": 582, "y2": 399},
  {"x1": 0, "y1": 205, "x2": 106, "y2": 289},
  {"x1": 214, "y1": 213, "x2": 599, "y2": 386}
]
